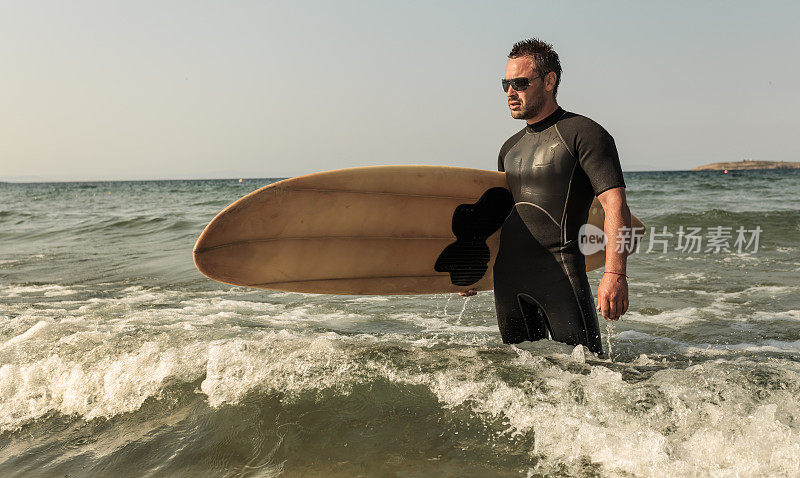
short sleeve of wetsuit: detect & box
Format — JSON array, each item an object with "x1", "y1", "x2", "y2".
[
  {"x1": 557, "y1": 114, "x2": 626, "y2": 195},
  {"x1": 497, "y1": 128, "x2": 527, "y2": 172}
]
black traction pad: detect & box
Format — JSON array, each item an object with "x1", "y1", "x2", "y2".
[{"x1": 434, "y1": 187, "x2": 514, "y2": 286}]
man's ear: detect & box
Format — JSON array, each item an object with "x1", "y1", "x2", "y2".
[{"x1": 545, "y1": 72, "x2": 557, "y2": 92}]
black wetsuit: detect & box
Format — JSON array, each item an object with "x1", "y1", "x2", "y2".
[{"x1": 494, "y1": 107, "x2": 625, "y2": 354}]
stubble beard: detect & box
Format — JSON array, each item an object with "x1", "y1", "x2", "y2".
[{"x1": 510, "y1": 91, "x2": 545, "y2": 120}]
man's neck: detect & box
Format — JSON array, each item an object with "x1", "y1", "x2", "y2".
[{"x1": 525, "y1": 101, "x2": 560, "y2": 125}]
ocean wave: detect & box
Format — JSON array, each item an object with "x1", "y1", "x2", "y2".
[
  {"x1": 3, "y1": 330, "x2": 800, "y2": 476},
  {"x1": 0, "y1": 339, "x2": 207, "y2": 431},
  {"x1": 692, "y1": 285, "x2": 795, "y2": 299},
  {"x1": 0, "y1": 212, "x2": 200, "y2": 244},
  {"x1": 650, "y1": 208, "x2": 798, "y2": 225},
  {"x1": 0, "y1": 210, "x2": 36, "y2": 223},
  {"x1": 74, "y1": 215, "x2": 199, "y2": 237}
]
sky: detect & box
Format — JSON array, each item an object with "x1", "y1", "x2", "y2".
[{"x1": 1, "y1": 0, "x2": 799, "y2": 181}]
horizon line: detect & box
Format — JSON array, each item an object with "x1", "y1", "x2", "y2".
[{"x1": 1, "y1": 168, "x2": 735, "y2": 184}]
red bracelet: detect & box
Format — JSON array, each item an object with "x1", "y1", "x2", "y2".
[{"x1": 604, "y1": 271, "x2": 628, "y2": 279}]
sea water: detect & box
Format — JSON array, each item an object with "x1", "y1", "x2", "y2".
[{"x1": 1, "y1": 170, "x2": 799, "y2": 476}]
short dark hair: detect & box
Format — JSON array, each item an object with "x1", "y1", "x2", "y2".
[{"x1": 508, "y1": 38, "x2": 562, "y2": 97}]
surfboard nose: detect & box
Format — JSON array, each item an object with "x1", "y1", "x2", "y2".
[
  {"x1": 193, "y1": 212, "x2": 234, "y2": 280},
  {"x1": 193, "y1": 232, "x2": 247, "y2": 286},
  {"x1": 193, "y1": 230, "x2": 214, "y2": 278}
]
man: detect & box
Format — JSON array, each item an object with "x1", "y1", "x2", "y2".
[{"x1": 464, "y1": 38, "x2": 631, "y2": 355}]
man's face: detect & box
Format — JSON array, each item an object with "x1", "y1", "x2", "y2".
[{"x1": 504, "y1": 56, "x2": 547, "y2": 121}]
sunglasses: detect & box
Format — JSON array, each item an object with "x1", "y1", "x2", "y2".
[{"x1": 502, "y1": 74, "x2": 545, "y2": 92}]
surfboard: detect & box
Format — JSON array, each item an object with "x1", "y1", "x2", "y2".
[{"x1": 193, "y1": 165, "x2": 644, "y2": 295}]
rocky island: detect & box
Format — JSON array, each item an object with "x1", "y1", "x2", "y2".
[{"x1": 692, "y1": 160, "x2": 800, "y2": 171}]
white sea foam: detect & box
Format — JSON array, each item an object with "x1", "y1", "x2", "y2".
[
  {"x1": 728, "y1": 285, "x2": 794, "y2": 297},
  {"x1": 195, "y1": 333, "x2": 800, "y2": 474},
  {"x1": 614, "y1": 329, "x2": 687, "y2": 348},
  {"x1": 752, "y1": 309, "x2": 800, "y2": 322},
  {"x1": 394, "y1": 342, "x2": 800, "y2": 476},
  {"x1": 722, "y1": 254, "x2": 762, "y2": 264},
  {"x1": 1, "y1": 310, "x2": 799, "y2": 476},
  {"x1": 348, "y1": 296, "x2": 390, "y2": 302},
  {"x1": 666, "y1": 272, "x2": 707, "y2": 281},
  {"x1": 200, "y1": 331, "x2": 359, "y2": 407},
  {"x1": 616, "y1": 329, "x2": 800, "y2": 356},
  {"x1": 0, "y1": 339, "x2": 207, "y2": 431},
  {"x1": 3, "y1": 277, "x2": 800, "y2": 475},
  {"x1": 690, "y1": 285, "x2": 795, "y2": 300},
  {"x1": 625, "y1": 285, "x2": 797, "y2": 325},
  {"x1": 0, "y1": 320, "x2": 52, "y2": 350},
  {"x1": 2, "y1": 284, "x2": 79, "y2": 297},
  {"x1": 622, "y1": 307, "x2": 707, "y2": 328},
  {"x1": 390, "y1": 311, "x2": 497, "y2": 334},
  {"x1": 684, "y1": 339, "x2": 800, "y2": 355}
]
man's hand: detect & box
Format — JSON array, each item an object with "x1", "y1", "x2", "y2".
[
  {"x1": 459, "y1": 289, "x2": 477, "y2": 297},
  {"x1": 597, "y1": 273, "x2": 628, "y2": 321}
]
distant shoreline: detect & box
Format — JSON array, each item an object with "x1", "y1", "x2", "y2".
[{"x1": 692, "y1": 160, "x2": 800, "y2": 171}]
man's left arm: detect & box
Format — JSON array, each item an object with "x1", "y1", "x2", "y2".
[{"x1": 596, "y1": 187, "x2": 631, "y2": 321}]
